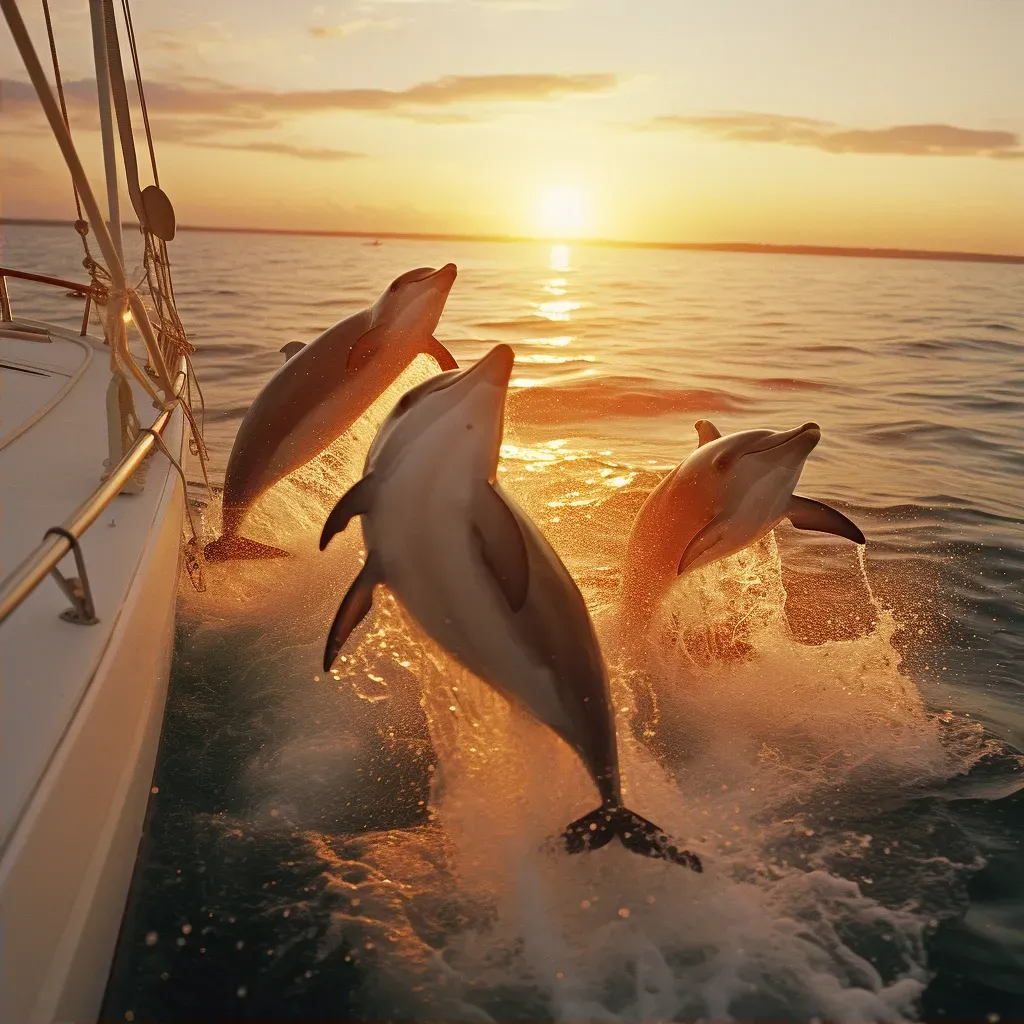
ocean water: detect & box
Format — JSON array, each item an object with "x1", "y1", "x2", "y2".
[{"x1": 3, "y1": 223, "x2": 1023, "y2": 1022}]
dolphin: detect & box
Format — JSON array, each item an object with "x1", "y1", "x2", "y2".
[
  {"x1": 204, "y1": 265, "x2": 460, "y2": 561},
  {"x1": 319, "y1": 345, "x2": 702, "y2": 870},
  {"x1": 620, "y1": 419, "x2": 865, "y2": 640}
]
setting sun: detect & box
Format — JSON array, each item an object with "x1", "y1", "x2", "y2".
[{"x1": 537, "y1": 187, "x2": 590, "y2": 239}]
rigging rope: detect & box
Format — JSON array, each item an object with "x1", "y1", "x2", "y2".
[
  {"x1": 39, "y1": 0, "x2": 112, "y2": 303},
  {"x1": 120, "y1": 0, "x2": 158, "y2": 187},
  {"x1": 39, "y1": 0, "x2": 80, "y2": 222}
]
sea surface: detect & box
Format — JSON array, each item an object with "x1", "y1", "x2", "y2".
[{"x1": 4, "y1": 223, "x2": 1024, "y2": 1022}]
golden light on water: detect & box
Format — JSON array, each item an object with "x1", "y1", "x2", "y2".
[
  {"x1": 549, "y1": 245, "x2": 571, "y2": 272},
  {"x1": 535, "y1": 300, "x2": 580, "y2": 321}
]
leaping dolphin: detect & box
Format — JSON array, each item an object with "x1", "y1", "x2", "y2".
[
  {"x1": 205, "y1": 265, "x2": 459, "y2": 561},
  {"x1": 620, "y1": 419, "x2": 865, "y2": 640},
  {"x1": 319, "y1": 345, "x2": 702, "y2": 871}
]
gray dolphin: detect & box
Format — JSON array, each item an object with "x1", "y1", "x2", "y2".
[
  {"x1": 205, "y1": 265, "x2": 459, "y2": 560},
  {"x1": 319, "y1": 345, "x2": 702, "y2": 870}
]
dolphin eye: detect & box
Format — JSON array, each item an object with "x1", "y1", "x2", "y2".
[{"x1": 714, "y1": 454, "x2": 731, "y2": 472}]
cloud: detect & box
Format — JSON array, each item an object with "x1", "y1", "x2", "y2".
[
  {"x1": 367, "y1": 0, "x2": 572, "y2": 6},
  {"x1": 643, "y1": 111, "x2": 1023, "y2": 159},
  {"x1": 198, "y1": 140, "x2": 365, "y2": 160},
  {"x1": 309, "y1": 18, "x2": 404, "y2": 38},
  {"x1": 2, "y1": 72, "x2": 616, "y2": 123},
  {"x1": 1, "y1": 155, "x2": 41, "y2": 178},
  {"x1": 2, "y1": 71, "x2": 615, "y2": 157}
]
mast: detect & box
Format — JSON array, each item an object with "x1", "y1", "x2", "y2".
[{"x1": 88, "y1": 0, "x2": 123, "y2": 265}]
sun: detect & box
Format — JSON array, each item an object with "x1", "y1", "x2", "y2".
[{"x1": 537, "y1": 186, "x2": 589, "y2": 238}]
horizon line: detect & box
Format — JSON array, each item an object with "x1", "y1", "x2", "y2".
[{"x1": 3, "y1": 217, "x2": 1023, "y2": 267}]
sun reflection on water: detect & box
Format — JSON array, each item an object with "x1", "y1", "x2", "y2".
[
  {"x1": 549, "y1": 244, "x2": 571, "y2": 272},
  {"x1": 535, "y1": 300, "x2": 581, "y2": 321}
]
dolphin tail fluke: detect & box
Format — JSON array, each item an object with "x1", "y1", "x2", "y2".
[
  {"x1": 562, "y1": 805, "x2": 702, "y2": 872},
  {"x1": 204, "y1": 534, "x2": 291, "y2": 562}
]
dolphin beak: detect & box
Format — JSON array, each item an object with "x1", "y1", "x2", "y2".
[
  {"x1": 470, "y1": 344, "x2": 515, "y2": 390},
  {"x1": 431, "y1": 263, "x2": 458, "y2": 293},
  {"x1": 746, "y1": 421, "x2": 821, "y2": 455}
]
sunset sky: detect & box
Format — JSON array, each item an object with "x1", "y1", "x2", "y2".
[{"x1": 2, "y1": 0, "x2": 1022, "y2": 252}]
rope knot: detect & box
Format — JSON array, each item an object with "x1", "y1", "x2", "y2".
[{"x1": 74, "y1": 219, "x2": 90, "y2": 237}]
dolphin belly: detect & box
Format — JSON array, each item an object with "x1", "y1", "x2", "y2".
[
  {"x1": 369, "y1": 457, "x2": 584, "y2": 738},
  {"x1": 374, "y1": 498, "x2": 577, "y2": 745}
]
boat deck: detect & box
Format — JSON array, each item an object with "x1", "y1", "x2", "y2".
[{"x1": 0, "y1": 319, "x2": 182, "y2": 852}]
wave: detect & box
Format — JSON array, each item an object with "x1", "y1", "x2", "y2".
[{"x1": 508, "y1": 377, "x2": 750, "y2": 424}]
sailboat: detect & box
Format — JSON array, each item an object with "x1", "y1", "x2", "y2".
[{"x1": 0, "y1": 0, "x2": 206, "y2": 1019}]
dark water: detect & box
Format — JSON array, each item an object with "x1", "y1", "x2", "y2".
[{"x1": 3, "y1": 225, "x2": 1024, "y2": 1022}]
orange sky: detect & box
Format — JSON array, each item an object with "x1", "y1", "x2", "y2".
[{"x1": 2, "y1": 0, "x2": 1022, "y2": 252}]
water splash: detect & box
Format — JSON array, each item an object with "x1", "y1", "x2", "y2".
[
  {"x1": 174, "y1": 370, "x2": 995, "y2": 1023},
  {"x1": 290, "y1": 525, "x2": 990, "y2": 1022}
]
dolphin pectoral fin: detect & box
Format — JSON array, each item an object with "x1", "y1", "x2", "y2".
[
  {"x1": 280, "y1": 341, "x2": 306, "y2": 361},
  {"x1": 424, "y1": 336, "x2": 459, "y2": 371},
  {"x1": 324, "y1": 553, "x2": 381, "y2": 672},
  {"x1": 561, "y1": 806, "x2": 702, "y2": 872},
  {"x1": 695, "y1": 419, "x2": 722, "y2": 446},
  {"x1": 346, "y1": 323, "x2": 388, "y2": 372},
  {"x1": 786, "y1": 495, "x2": 865, "y2": 545},
  {"x1": 472, "y1": 483, "x2": 529, "y2": 612},
  {"x1": 321, "y1": 474, "x2": 377, "y2": 550},
  {"x1": 678, "y1": 513, "x2": 726, "y2": 574}
]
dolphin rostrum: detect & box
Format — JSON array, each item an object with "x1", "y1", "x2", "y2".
[
  {"x1": 205, "y1": 265, "x2": 459, "y2": 561},
  {"x1": 319, "y1": 345, "x2": 702, "y2": 870},
  {"x1": 620, "y1": 418, "x2": 865, "y2": 640}
]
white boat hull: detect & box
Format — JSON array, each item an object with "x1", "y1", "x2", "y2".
[{"x1": 0, "y1": 324, "x2": 186, "y2": 1023}]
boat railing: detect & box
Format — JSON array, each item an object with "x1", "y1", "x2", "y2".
[
  {"x1": 0, "y1": 355, "x2": 188, "y2": 627},
  {"x1": 0, "y1": 265, "x2": 102, "y2": 336}
]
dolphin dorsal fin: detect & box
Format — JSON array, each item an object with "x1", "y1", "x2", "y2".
[
  {"x1": 472, "y1": 482, "x2": 529, "y2": 612},
  {"x1": 695, "y1": 420, "x2": 722, "y2": 446},
  {"x1": 280, "y1": 341, "x2": 306, "y2": 362},
  {"x1": 346, "y1": 323, "x2": 389, "y2": 372},
  {"x1": 786, "y1": 496, "x2": 865, "y2": 544}
]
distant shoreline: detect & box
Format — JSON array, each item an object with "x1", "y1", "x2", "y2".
[{"x1": 4, "y1": 217, "x2": 1023, "y2": 267}]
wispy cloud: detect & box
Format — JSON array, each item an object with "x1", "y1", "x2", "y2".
[
  {"x1": 309, "y1": 18, "x2": 404, "y2": 38},
  {"x1": 643, "y1": 111, "x2": 1024, "y2": 159},
  {"x1": 3, "y1": 72, "x2": 616, "y2": 123},
  {"x1": 196, "y1": 140, "x2": 365, "y2": 161},
  {"x1": 366, "y1": 0, "x2": 572, "y2": 6},
  {"x1": 2, "y1": 71, "x2": 616, "y2": 159},
  {"x1": 0, "y1": 155, "x2": 40, "y2": 178}
]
